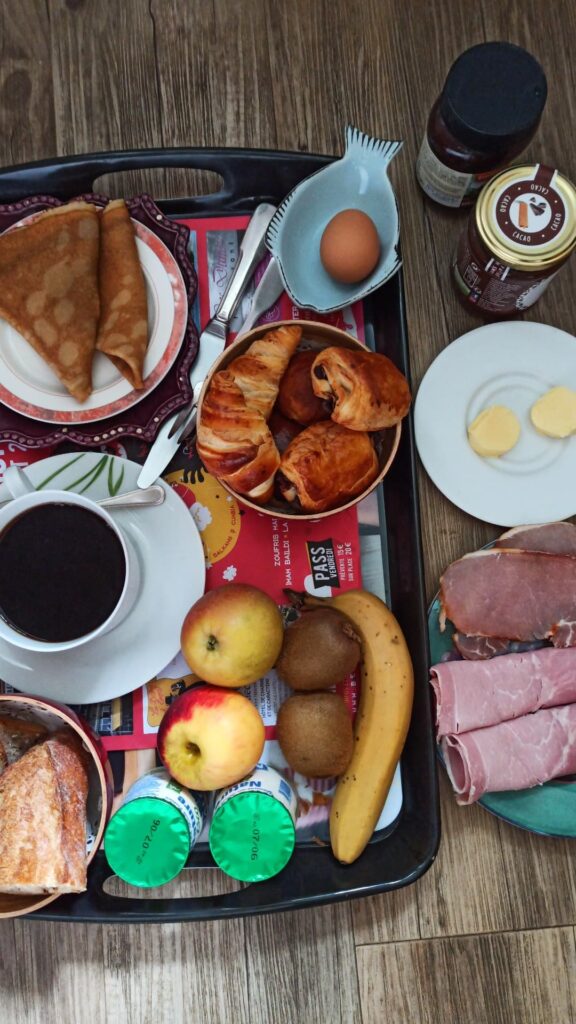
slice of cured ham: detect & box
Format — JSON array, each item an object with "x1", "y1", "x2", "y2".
[
  {"x1": 495, "y1": 521, "x2": 576, "y2": 556},
  {"x1": 440, "y1": 548, "x2": 576, "y2": 647},
  {"x1": 431, "y1": 647, "x2": 576, "y2": 738},
  {"x1": 452, "y1": 634, "x2": 545, "y2": 660},
  {"x1": 441, "y1": 704, "x2": 576, "y2": 804}
]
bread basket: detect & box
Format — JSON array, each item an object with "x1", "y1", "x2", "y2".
[{"x1": 0, "y1": 693, "x2": 113, "y2": 919}]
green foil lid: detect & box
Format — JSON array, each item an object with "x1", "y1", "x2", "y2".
[
  {"x1": 209, "y1": 791, "x2": 296, "y2": 883},
  {"x1": 104, "y1": 797, "x2": 191, "y2": 887}
]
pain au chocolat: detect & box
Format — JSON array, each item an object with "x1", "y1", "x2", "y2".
[
  {"x1": 311, "y1": 346, "x2": 411, "y2": 431},
  {"x1": 0, "y1": 729, "x2": 89, "y2": 895},
  {"x1": 277, "y1": 420, "x2": 379, "y2": 513},
  {"x1": 277, "y1": 349, "x2": 332, "y2": 426},
  {"x1": 0, "y1": 202, "x2": 100, "y2": 402}
]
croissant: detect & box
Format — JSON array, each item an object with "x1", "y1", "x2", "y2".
[
  {"x1": 277, "y1": 420, "x2": 379, "y2": 513},
  {"x1": 196, "y1": 370, "x2": 280, "y2": 503},
  {"x1": 226, "y1": 324, "x2": 302, "y2": 418},
  {"x1": 277, "y1": 349, "x2": 332, "y2": 426},
  {"x1": 311, "y1": 346, "x2": 411, "y2": 430}
]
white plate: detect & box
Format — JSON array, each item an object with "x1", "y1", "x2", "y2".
[
  {"x1": 414, "y1": 321, "x2": 576, "y2": 526},
  {"x1": 0, "y1": 452, "x2": 205, "y2": 703},
  {"x1": 0, "y1": 219, "x2": 188, "y2": 424}
]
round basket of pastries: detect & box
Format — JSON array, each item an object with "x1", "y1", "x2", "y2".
[{"x1": 196, "y1": 321, "x2": 411, "y2": 519}]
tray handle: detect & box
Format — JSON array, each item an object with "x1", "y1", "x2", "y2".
[
  {"x1": 0, "y1": 147, "x2": 332, "y2": 212},
  {"x1": 33, "y1": 798, "x2": 432, "y2": 923}
]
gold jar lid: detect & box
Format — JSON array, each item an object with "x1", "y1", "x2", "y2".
[{"x1": 475, "y1": 164, "x2": 576, "y2": 271}]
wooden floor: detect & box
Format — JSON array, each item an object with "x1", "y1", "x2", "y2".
[{"x1": 2, "y1": 1, "x2": 576, "y2": 1021}]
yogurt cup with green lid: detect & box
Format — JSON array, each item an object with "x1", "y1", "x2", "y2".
[
  {"x1": 209, "y1": 763, "x2": 297, "y2": 883},
  {"x1": 104, "y1": 767, "x2": 206, "y2": 888}
]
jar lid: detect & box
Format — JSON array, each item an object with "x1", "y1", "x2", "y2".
[
  {"x1": 441, "y1": 42, "x2": 547, "y2": 152},
  {"x1": 475, "y1": 164, "x2": 576, "y2": 271},
  {"x1": 104, "y1": 796, "x2": 190, "y2": 888},
  {"x1": 209, "y1": 791, "x2": 296, "y2": 883}
]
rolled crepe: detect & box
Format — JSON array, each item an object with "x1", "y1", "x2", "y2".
[
  {"x1": 431, "y1": 647, "x2": 576, "y2": 738},
  {"x1": 442, "y1": 704, "x2": 576, "y2": 804},
  {"x1": 0, "y1": 202, "x2": 100, "y2": 402},
  {"x1": 96, "y1": 199, "x2": 148, "y2": 388}
]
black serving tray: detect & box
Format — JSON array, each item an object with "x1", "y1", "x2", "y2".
[{"x1": 0, "y1": 147, "x2": 440, "y2": 922}]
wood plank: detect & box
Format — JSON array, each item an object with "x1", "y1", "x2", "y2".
[
  {"x1": 0, "y1": 1, "x2": 56, "y2": 166},
  {"x1": 245, "y1": 902, "x2": 362, "y2": 1024},
  {"x1": 1, "y1": 921, "x2": 107, "y2": 1024},
  {"x1": 47, "y1": 0, "x2": 165, "y2": 197},
  {"x1": 148, "y1": 0, "x2": 278, "y2": 201},
  {"x1": 356, "y1": 927, "x2": 576, "y2": 1024},
  {"x1": 100, "y1": 919, "x2": 250, "y2": 1023},
  {"x1": 351, "y1": 885, "x2": 421, "y2": 944},
  {"x1": 416, "y1": 772, "x2": 515, "y2": 937},
  {"x1": 497, "y1": 819, "x2": 576, "y2": 930}
]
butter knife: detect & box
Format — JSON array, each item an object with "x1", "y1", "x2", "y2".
[
  {"x1": 137, "y1": 202, "x2": 277, "y2": 488},
  {"x1": 236, "y1": 257, "x2": 285, "y2": 336}
]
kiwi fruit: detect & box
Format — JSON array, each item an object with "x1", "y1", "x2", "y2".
[
  {"x1": 276, "y1": 692, "x2": 353, "y2": 778},
  {"x1": 275, "y1": 607, "x2": 361, "y2": 690}
]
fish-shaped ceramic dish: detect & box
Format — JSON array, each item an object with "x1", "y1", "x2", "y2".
[{"x1": 266, "y1": 126, "x2": 402, "y2": 314}]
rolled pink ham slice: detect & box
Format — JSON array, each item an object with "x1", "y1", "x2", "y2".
[
  {"x1": 442, "y1": 704, "x2": 576, "y2": 804},
  {"x1": 431, "y1": 647, "x2": 576, "y2": 738}
]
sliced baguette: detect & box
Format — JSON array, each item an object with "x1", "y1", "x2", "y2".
[{"x1": 0, "y1": 729, "x2": 89, "y2": 895}]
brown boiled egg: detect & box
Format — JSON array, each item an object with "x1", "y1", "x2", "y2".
[{"x1": 319, "y1": 209, "x2": 381, "y2": 284}]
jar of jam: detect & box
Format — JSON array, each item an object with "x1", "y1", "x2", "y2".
[
  {"x1": 416, "y1": 42, "x2": 547, "y2": 208},
  {"x1": 453, "y1": 163, "x2": 576, "y2": 317}
]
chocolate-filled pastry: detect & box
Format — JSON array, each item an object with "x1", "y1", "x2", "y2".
[
  {"x1": 311, "y1": 346, "x2": 411, "y2": 430},
  {"x1": 196, "y1": 370, "x2": 280, "y2": 503},
  {"x1": 268, "y1": 407, "x2": 304, "y2": 453},
  {"x1": 277, "y1": 349, "x2": 332, "y2": 425},
  {"x1": 277, "y1": 420, "x2": 379, "y2": 513},
  {"x1": 226, "y1": 324, "x2": 302, "y2": 418}
]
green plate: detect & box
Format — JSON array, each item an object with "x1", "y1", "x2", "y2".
[{"x1": 429, "y1": 596, "x2": 576, "y2": 838}]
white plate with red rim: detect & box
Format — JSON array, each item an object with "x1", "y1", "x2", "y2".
[
  {"x1": 0, "y1": 452, "x2": 205, "y2": 703},
  {"x1": 414, "y1": 321, "x2": 576, "y2": 527},
  {"x1": 0, "y1": 216, "x2": 188, "y2": 424}
]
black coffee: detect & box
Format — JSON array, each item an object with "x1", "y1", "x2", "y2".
[{"x1": 0, "y1": 503, "x2": 126, "y2": 643}]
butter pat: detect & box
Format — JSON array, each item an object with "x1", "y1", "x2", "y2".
[
  {"x1": 530, "y1": 386, "x2": 576, "y2": 438},
  {"x1": 467, "y1": 405, "x2": 521, "y2": 457}
]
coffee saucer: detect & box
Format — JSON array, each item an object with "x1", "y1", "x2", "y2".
[{"x1": 0, "y1": 452, "x2": 205, "y2": 703}]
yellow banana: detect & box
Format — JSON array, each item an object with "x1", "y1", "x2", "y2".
[{"x1": 302, "y1": 588, "x2": 414, "y2": 864}]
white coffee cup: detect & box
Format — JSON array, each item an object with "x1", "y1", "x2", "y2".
[{"x1": 0, "y1": 465, "x2": 141, "y2": 653}]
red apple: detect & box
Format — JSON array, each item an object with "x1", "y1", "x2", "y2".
[
  {"x1": 180, "y1": 583, "x2": 284, "y2": 687},
  {"x1": 157, "y1": 684, "x2": 265, "y2": 790}
]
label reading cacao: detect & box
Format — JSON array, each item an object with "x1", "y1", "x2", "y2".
[{"x1": 493, "y1": 166, "x2": 566, "y2": 249}]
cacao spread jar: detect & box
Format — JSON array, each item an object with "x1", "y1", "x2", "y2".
[
  {"x1": 416, "y1": 42, "x2": 547, "y2": 208},
  {"x1": 453, "y1": 163, "x2": 576, "y2": 317}
]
